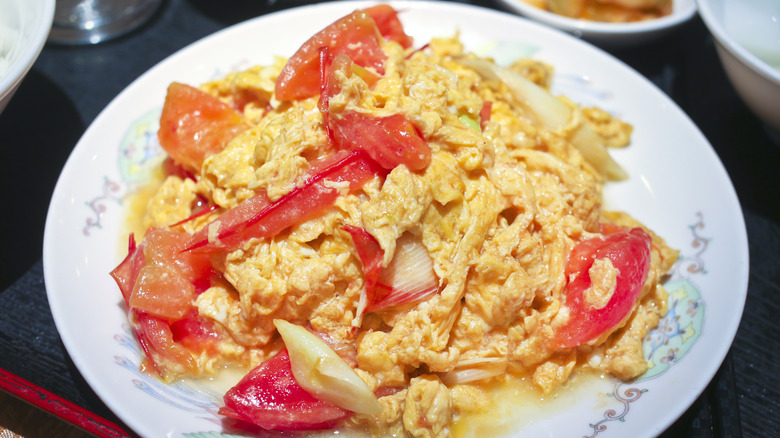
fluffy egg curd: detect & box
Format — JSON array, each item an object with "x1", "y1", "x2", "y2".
[{"x1": 110, "y1": 5, "x2": 678, "y2": 437}]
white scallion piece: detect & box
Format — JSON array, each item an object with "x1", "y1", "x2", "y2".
[
  {"x1": 273, "y1": 319, "x2": 382, "y2": 416},
  {"x1": 460, "y1": 58, "x2": 627, "y2": 181}
]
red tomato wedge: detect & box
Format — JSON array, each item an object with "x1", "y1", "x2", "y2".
[
  {"x1": 220, "y1": 350, "x2": 350, "y2": 431},
  {"x1": 552, "y1": 226, "x2": 652, "y2": 349},
  {"x1": 142, "y1": 227, "x2": 216, "y2": 292},
  {"x1": 170, "y1": 309, "x2": 222, "y2": 355},
  {"x1": 329, "y1": 111, "x2": 430, "y2": 171},
  {"x1": 136, "y1": 312, "x2": 198, "y2": 374},
  {"x1": 110, "y1": 229, "x2": 221, "y2": 375},
  {"x1": 275, "y1": 10, "x2": 386, "y2": 101},
  {"x1": 344, "y1": 227, "x2": 438, "y2": 313},
  {"x1": 185, "y1": 150, "x2": 384, "y2": 253},
  {"x1": 364, "y1": 4, "x2": 413, "y2": 48},
  {"x1": 158, "y1": 82, "x2": 248, "y2": 173},
  {"x1": 318, "y1": 51, "x2": 430, "y2": 172}
]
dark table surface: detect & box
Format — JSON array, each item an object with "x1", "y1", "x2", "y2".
[{"x1": 1, "y1": 1, "x2": 778, "y2": 437}]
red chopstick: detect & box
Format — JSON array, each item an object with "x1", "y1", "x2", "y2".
[{"x1": 0, "y1": 367, "x2": 132, "y2": 437}]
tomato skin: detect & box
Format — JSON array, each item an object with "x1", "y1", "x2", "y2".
[
  {"x1": 158, "y1": 82, "x2": 247, "y2": 173},
  {"x1": 220, "y1": 350, "x2": 350, "y2": 431},
  {"x1": 275, "y1": 10, "x2": 386, "y2": 101},
  {"x1": 343, "y1": 225, "x2": 384, "y2": 306},
  {"x1": 364, "y1": 4, "x2": 413, "y2": 48},
  {"x1": 318, "y1": 53, "x2": 354, "y2": 114},
  {"x1": 342, "y1": 225, "x2": 384, "y2": 279},
  {"x1": 110, "y1": 234, "x2": 145, "y2": 304},
  {"x1": 552, "y1": 226, "x2": 652, "y2": 349}
]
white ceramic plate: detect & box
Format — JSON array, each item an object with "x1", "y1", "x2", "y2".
[
  {"x1": 43, "y1": 1, "x2": 748, "y2": 437},
  {"x1": 495, "y1": 0, "x2": 697, "y2": 47}
]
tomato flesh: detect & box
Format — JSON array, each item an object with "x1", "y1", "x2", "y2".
[
  {"x1": 170, "y1": 309, "x2": 222, "y2": 354},
  {"x1": 275, "y1": 10, "x2": 386, "y2": 101},
  {"x1": 330, "y1": 111, "x2": 430, "y2": 171},
  {"x1": 319, "y1": 52, "x2": 430, "y2": 172},
  {"x1": 553, "y1": 226, "x2": 652, "y2": 349},
  {"x1": 142, "y1": 227, "x2": 215, "y2": 292},
  {"x1": 220, "y1": 350, "x2": 350, "y2": 431},
  {"x1": 129, "y1": 264, "x2": 194, "y2": 320},
  {"x1": 158, "y1": 82, "x2": 247, "y2": 173}
]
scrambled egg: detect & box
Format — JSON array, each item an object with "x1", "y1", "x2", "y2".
[{"x1": 140, "y1": 33, "x2": 677, "y2": 437}]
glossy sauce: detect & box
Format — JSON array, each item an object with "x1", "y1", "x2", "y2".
[
  {"x1": 117, "y1": 167, "x2": 166, "y2": 256},
  {"x1": 452, "y1": 370, "x2": 616, "y2": 437}
]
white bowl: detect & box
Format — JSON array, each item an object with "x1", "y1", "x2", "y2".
[
  {"x1": 697, "y1": 0, "x2": 780, "y2": 135},
  {"x1": 496, "y1": 0, "x2": 697, "y2": 47},
  {"x1": 0, "y1": 0, "x2": 55, "y2": 114}
]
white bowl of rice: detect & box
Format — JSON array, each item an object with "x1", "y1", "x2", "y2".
[{"x1": 0, "y1": 0, "x2": 55, "y2": 115}]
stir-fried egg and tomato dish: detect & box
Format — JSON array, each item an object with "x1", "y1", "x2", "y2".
[
  {"x1": 110, "y1": 4, "x2": 677, "y2": 436},
  {"x1": 523, "y1": 0, "x2": 672, "y2": 23}
]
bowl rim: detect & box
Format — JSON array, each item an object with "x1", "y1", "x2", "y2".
[
  {"x1": 498, "y1": 0, "x2": 697, "y2": 37},
  {"x1": 0, "y1": 0, "x2": 56, "y2": 100},
  {"x1": 696, "y1": 0, "x2": 780, "y2": 85}
]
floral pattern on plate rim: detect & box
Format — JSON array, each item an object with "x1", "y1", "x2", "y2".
[{"x1": 83, "y1": 45, "x2": 708, "y2": 436}]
